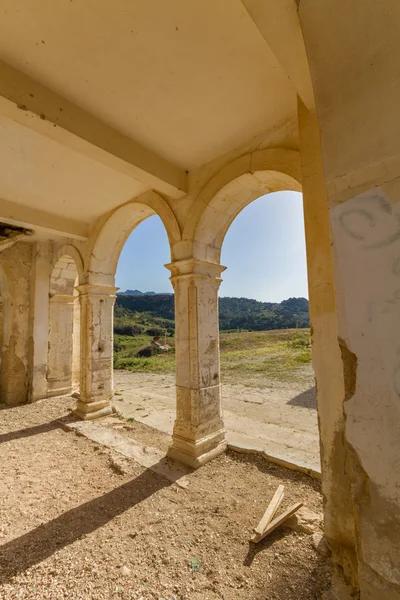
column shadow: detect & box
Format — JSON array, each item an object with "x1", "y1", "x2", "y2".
[
  {"x1": 0, "y1": 462, "x2": 173, "y2": 584},
  {"x1": 287, "y1": 386, "x2": 316, "y2": 409},
  {"x1": 0, "y1": 414, "x2": 79, "y2": 445}
]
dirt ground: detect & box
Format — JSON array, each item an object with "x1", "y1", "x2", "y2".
[
  {"x1": 113, "y1": 367, "x2": 319, "y2": 471},
  {"x1": 0, "y1": 395, "x2": 331, "y2": 600}
]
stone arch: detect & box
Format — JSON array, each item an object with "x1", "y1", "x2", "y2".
[
  {"x1": 50, "y1": 255, "x2": 79, "y2": 297},
  {"x1": 51, "y1": 244, "x2": 84, "y2": 288},
  {"x1": 87, "y1": 191, "x2": 181, "y2": 287},
  {"x1": 47, "y1": 250, "x2": 81, "y2": 397},
  {"x1": 187, "y1": 149, "x2": 302, "y2": 263}
]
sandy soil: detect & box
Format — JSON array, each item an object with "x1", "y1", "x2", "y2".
[
  {"x1": 0, "y1": 395, "x2": 331, "y2": 600},
  {"x1": 114, "y1": 367, "x2": 319, "y2": 470}
]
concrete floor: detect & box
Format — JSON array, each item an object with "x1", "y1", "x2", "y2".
[{"x1": 113, "y1": 371, "x2": 320, "y2": 472}]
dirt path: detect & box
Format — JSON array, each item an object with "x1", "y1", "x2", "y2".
[
  {"x1": 114, "y1": 367, "x2": 320, "y2": 471},
  {"x1": 0, "y1": 396, "x2": 330, "y2": 600}
]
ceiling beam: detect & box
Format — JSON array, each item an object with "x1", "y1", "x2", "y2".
[
  {"x1": 0, "y1": 197, "x2": 88, "y2": 240},
  {"x1": 0, "y1": 61, "x2": 188, "y2": 199},
  {"x1": 241, "y1": 0, "x2": 315, "y2": 109}
]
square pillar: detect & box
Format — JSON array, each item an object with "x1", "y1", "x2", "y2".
[
  {"x1": 73, "y1": 284, "x2": 117, "y2": 420},
  {"x1": 27, "y1": 241, "x2": 50, "y2": 402},
  {"x1": 165, "y1": 259, "x2": 227, "y2": 468}
]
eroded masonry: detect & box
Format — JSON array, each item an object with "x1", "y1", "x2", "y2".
[{"x1": 0, "y1": 1, "x2": 399, "y2": 598}]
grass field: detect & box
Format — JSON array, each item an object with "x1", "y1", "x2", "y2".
[
  {"x1": 219, "y1": 328, "x2": 311, "y2": 384},
  {"x1": 114, "y1": 328, "x2": 312, "y2": 385},
  {"x1": 113, "y1": 333, "x2": 176, "y2": 373}
]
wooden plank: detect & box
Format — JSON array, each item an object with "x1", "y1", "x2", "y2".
[
  {"x1": 250, "y1": 502, "x2": 303, "y2": 543},
  {"x1": 254, "y1": 484, "x2": 285, "y2": 535}
]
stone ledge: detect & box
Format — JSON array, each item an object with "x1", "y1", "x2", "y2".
[{"x1": 227, "y1": 440, "x2": 321, "y2": 481}]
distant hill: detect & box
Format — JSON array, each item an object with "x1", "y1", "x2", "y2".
[
  {"x1": 114, "y1": 294, "x2": 309, "y2": 334},
  {"x1": 117, "y1": 289, "x2": 168, "y2": 296}
]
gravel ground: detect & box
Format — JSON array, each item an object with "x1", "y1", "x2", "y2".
[{"x1": 0, "y1": 396, "x2": 331, "y2": 600}]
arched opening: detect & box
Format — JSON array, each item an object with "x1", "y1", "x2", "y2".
[
  {"x1": 87, "y1": 192, "x2": 180, "y2": 288},
  {"x1": 186, "y1": 154, "x2": 321, "y2": 472},
  {"x1": 47, "y1": 254, "x2": 80, "y2": 397},
  {"x1": 218, "y1": 190, "x2": 319, "y2": 469},
  {"x1": 113, "y1": 215, "x2": 175, "y2": 427},
  {"x1": 82, "y1": 192, "x2": 181, "y2": 421}
]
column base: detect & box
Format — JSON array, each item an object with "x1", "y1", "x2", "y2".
[
  {"x1": 167, "y1": 429, "x2": 227, "y2": 469},
  {"x1": 73, "y1": 399, "x2": 113, "y2": 420},
  {"x1": 47, "y1": 385, "x2": 73, "y2": 398}
]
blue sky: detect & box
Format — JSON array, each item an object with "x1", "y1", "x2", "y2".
[{"x1": 116, "y1": 191, "x2": 308, "y2": 302}]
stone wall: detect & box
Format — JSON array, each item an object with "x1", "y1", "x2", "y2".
[
  {"x1": 0, "y1": 242, "x2": 32, "y2": 405},
  {"x1": 300, "y1": 2, "x2": 400, "y2": 596}
]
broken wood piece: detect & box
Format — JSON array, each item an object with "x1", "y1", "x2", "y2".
[
  {"x1": 250, "y1": 502, "x2": 303, "y2": 543},
  {"x1": 254, "y1": 484, "x2": 285, "y2": 535}
]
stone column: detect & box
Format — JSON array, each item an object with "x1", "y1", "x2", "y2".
[
  {"x1": 73, "y1": 284, "x2": 116, "y2": 420},
  {"x1": 71, "y1": 296, "x2": 80, "y2": 392},
  {"x1": 165, "y1": 258, "x2": 227, "y2": 468},
  {"x1": 47, "y1": 294, "x2": 75, "y2": 397}
]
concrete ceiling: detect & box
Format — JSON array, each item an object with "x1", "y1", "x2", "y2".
[
  {"x1": 0, "y1": 115, "x2": 147, "y2": 236},
  {"x1": 0, "y1": 0, "x2": 296, "y2": 169},
  {"x1": 0, "y1": 0, "x2": 303, "y2": 237}
]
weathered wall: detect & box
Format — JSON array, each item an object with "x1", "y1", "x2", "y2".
[
  {"x1": 28, "y1": 241, "x2": 50, "y2": 402},
  {"x1": 27, "y1": 240, "x2": 84, "y2": 402},
  {"x1": 47, "y1": 253, "x2": 79, "y2": 397},
  {"x1": 298, "y1": 100, "x2": 358, "y2": 590},
  {"x1": 47, "y1": 295, "x2": 75, "y2": 396},
  {"x1": 330, "y1": 187, "x2": 400, "y2": 599},
  {"x1": 300, "y1": 1, "x2": 400, "y2": 597},
  {"x1": 0, "y1": 242, "x2": 32, "y2": 405}
]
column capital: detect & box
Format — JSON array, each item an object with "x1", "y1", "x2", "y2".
[
  {"x1": 165, "y1": 258, "x2": 226, "y2": 281},
  {"x1": 76, "y1": 284, "x2": 119, "y2": 297}
]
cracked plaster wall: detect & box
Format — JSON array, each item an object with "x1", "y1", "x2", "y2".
[
  {"x1": 300, "y1": 1, "x2": 400, "y2": 595},
  {"x1": 331, "y1": 188, "x2": 400, "y2": 599},
  {"x1": 27, "y1": 240, "x2": 84, "y2": 402},
  {"x1": 0, "y1": 242, "x2": 32, "y2": 405}
]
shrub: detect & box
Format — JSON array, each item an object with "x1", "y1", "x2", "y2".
[
  {"x1": 136, "y1": 346, "x2": 153, "y2": 358},
  {"x1": 114, "y1": 323, "x2": 144, "y2": 336},
  {"x1": 145, "y1": 327, "x2": 165, "y2": 337}
]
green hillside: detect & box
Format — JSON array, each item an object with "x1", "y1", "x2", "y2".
[
  {"x1": 114, "y1": 294, "x2": 309, "y2": 334},
  {"x1": 113, "y1": 294, "x2": 310, "y2": 373}
]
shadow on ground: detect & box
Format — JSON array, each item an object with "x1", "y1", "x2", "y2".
[
  {"x1": 0, "y1": 414, "x2": 79, "y2": 444},
  {"x1": 287, "y1": 387, "x2": 316, "y2": 409},
  {"x1": 0, "y1": 463, "x2": 173, "y2": 584}
]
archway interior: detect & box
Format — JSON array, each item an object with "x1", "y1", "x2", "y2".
[
  {"x1": 113, "y1": 215, "x2": 176, "y2": 421},
  {"x1": 220, "y1": 191, "x2": 308, "y2": 301},
  {"x1": 216, "y1": 190, "x2": 319, "y2": 467},
  {"x1": 192, "y1": 170, "x2": 302, "y2": 264},
  {"x1": 47, "y1": 255, "x2": 80, "y2": 397}
]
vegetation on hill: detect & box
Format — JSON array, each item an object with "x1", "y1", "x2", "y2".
[
  {"x1": 113, "y1": 294, "x2": 311, "y2": 378},
  {"x1": 114, "y1": 302, "x2": 175, "y2": 337},
  {"x1": 113, "y1": 328, "x2": 312, "y2": 385},
  {"x1": 219, "y1": 296, "x2": 309, "y2": 331},
  {"x1": 114, "y1": 294, "x2": 309, "y2": 334}
]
